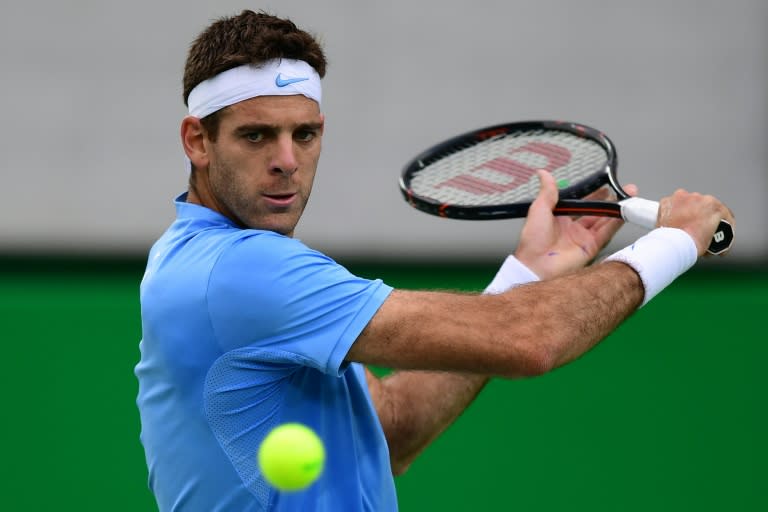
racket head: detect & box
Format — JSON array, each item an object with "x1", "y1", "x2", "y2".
[{"x1": 400, "y1": 120, "x2": 626, "y2": 220}]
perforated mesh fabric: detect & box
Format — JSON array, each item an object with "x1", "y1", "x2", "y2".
[
  {"x1": 204, "y1": 349, "x2": 294, "y2": 507},
  {"x1": 410, "y1": 130, "x2": 607, "y2": 205}
]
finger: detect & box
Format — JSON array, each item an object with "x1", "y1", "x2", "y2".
[
  {"x1": 623, "y1": 183, "x2": 639, "y2": 197},
  {"x1": 576, "y1": 215, "x2": 601, "y2": 230},
  {"x1": 582, "y1": 184, "x2": 639, "y2": 202},
  {"x1": 590, "y1": 217, "x2": 626, "y2": 249},
  {"x1": 576, "y1": 214, "x2": 616, "y2": 233},
  {"x1": 530, "y1": 170, "x2": 559, "y2": 213},
  {"x1": 717, "y1": 200, "x2": 736, "y2": 227},
  {"x1": 582, "y1": 185, "x2": 614, "y2": 202}
]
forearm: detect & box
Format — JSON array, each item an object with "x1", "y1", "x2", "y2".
[
  {"x1": 516, "y1": 260, "x2": 643, "y2": 370},
  {"x1": 366, "y1": 368, "x2": 487, "y2": 475},
  {"x1": 470, "y1": 260, "x2": 643, "y2": 373},
  {"x1": 350, "y1": 260, "x2": 643, "y2": 377}
]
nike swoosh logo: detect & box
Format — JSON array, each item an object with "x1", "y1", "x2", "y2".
[{"x1": 275, "y1": 73, "x2": 310, "y2": 87}]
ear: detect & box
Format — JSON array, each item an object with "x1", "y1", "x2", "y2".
[{"x1": 180, "y1": 116, "x2": 209, "y2": 172}]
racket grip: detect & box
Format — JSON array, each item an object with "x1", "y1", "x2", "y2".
[
  {"x1": 619, "y1": 197, "x2": 734, "y2": 255},
  {"x1": 619, "y1": 197, "x2": 659, "y2": 229}
]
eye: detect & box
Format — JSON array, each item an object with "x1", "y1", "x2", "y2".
[
  {"x1": 295, "y1": 129, "x2": 317, "y2": 143},
  {"x1": 244, "y1": 131, "x2": 264, "y2": 143}
]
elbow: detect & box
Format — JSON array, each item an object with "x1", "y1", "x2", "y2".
[
  {"x1": 386, "y1": 432, "x2": 419, "y2": 476},
  {"x1": 385, "y1": 422, "x2": 421, "y2": 477},
  {"x1": 390, "y1": 457, "x2": 412, "y2": 477},
  {"x1": 509, "y1": 343, "x2": 557, "y2": 377}
]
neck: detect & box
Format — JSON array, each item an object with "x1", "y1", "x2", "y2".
[
  {"x1": 186, "y1": 171, "x2": 245, "y2": 229},
  {"x1": 186, "y1": 170, "x2": 208, "y2": 207}
]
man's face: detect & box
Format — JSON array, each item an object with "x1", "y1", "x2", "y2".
[{"x1": 202, "y1": 95, "x2": 324, "y2": 236}]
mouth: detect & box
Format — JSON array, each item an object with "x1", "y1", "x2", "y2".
[{"x1": 262, "y1": 192, "x2": 297, "y2": 208}]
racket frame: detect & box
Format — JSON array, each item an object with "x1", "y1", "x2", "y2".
[{"x1": 399, "y1": 120, "x2": 629, "y2": 220}]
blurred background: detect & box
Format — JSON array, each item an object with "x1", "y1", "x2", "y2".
[{"x1": 1, "y1": 0, "x2": 765, "y2": 510}]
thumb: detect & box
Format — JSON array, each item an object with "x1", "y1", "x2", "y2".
[{"x1": 530, "y1": 169, "x2": 559, "y2": 212}]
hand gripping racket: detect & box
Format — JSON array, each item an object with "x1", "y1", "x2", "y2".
[{"x1": 399, "y1": 120, "x2": 733, "y2": 255}]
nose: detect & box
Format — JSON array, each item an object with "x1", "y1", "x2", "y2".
[{"x1": 270, "y1": 134, "x2": 299, "y2": 176}]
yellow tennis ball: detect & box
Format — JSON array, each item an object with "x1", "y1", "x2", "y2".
[{"x1": 257, "y1": 423, "x2": 325, "y2": 491}]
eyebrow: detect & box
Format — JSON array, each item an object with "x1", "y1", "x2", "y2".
[{"x1": 232, "y1": 122, "x2": 323, "y2": 136}]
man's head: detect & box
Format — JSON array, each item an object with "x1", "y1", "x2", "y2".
[
  {"x1": 180, "y1": 11, "x2": 328, "y2": 237},
  {"x1": 183, "y1": 10, "x2": 327, "y2": 141}
]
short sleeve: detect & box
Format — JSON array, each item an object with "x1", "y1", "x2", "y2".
[{"x1": 206, "y1": 232, "x2": 392, "y2": 376}]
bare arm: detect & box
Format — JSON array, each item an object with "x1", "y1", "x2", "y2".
[
  {"x1": 357, "y1": 172, "x2": 640, "y2": 473},
  {"x1": 364, "y1": 368, "x2": 487, "y2": 475},
  {"x1": 352, "y1": 172, "x2": 643, "y2": 376},
  {"x1": 350, "y1": 261, "x2": 642, "y2": 378},
  {"x1": 354, "y1": 175, "x2": 734, "y2": 473},
  {"x1": 354, "y1": 261, "x2": 641, "y2": 472}
]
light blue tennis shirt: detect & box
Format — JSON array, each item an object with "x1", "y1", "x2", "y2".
[{"x1": 135, "y1": 194, "x2": 397, "y2": 511}]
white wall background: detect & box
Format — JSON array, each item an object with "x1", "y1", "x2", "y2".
[{"x1": 1, "y1": 0, "x2": 766, "y2": 262}]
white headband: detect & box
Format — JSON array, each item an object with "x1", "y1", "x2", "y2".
[{"x1": 187, "y1": 59, "x2": 322, "y2": 118}]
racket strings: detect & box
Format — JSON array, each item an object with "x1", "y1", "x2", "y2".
[
  {"x1": 409, "y1": 130, "x2": 608, "y2": 206},
  {"x1": 418, "y1": 140, "x2": 481, "y2": 168}
]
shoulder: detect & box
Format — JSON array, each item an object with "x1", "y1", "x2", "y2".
[
  {"x1": 208, "y1": 230, "x2": 371, "y2": 303},
  {"x1": 204, "y1": 232, "x2": 393, "y2": 357},
  {"x1": 214, "y1": 230, "x2": 338, "y2": 278}
]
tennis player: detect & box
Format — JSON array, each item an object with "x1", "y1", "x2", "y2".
[{"x1": 134, "y1": 10, "x2": 734, "y2": 512}]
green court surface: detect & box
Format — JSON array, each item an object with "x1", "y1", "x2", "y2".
[{"x1": 1, "y1": 258, "x2": 765, "y2": 511}]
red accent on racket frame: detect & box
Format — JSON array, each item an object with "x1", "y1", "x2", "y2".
[
  {"x1": 474, "y1": 127, "x2": 509, "y2": 140},
  {"x1": 552, "y1": 206, "x2": 622, "y2": 217}
]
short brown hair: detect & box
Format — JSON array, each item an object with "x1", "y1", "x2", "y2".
[
  {"x1": 184, "y1": 10, "x2": 327, "y2": 104},
  {"x1": 183, "y1": 10, "x2": 327, "y2": 140}
]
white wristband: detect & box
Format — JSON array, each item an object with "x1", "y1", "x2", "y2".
[
  {"x1": 604, "y1": 227, "x2": 698, "y2": 307},
  {"x1": 484, "y1": 255, "x2": 540, "y2": 295}
]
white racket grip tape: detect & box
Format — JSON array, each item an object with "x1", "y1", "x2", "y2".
[
  {"x1": 604, "y1": 227, "x2": 698, "y2": 307},
  {"x1": 618, "y1": 197, "x2": 660, "y2": 229},
  {"x1": 484, "y1": 255, "x2": 540, "y2": 295}
]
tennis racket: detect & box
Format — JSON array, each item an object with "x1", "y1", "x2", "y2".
[{"x1": 399, "y1": 120, "x2": 733, "y2": 255}]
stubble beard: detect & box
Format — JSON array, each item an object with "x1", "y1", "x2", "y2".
[{"x1": 210, "y1": 160, "x2": 308, "y2": 235}]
